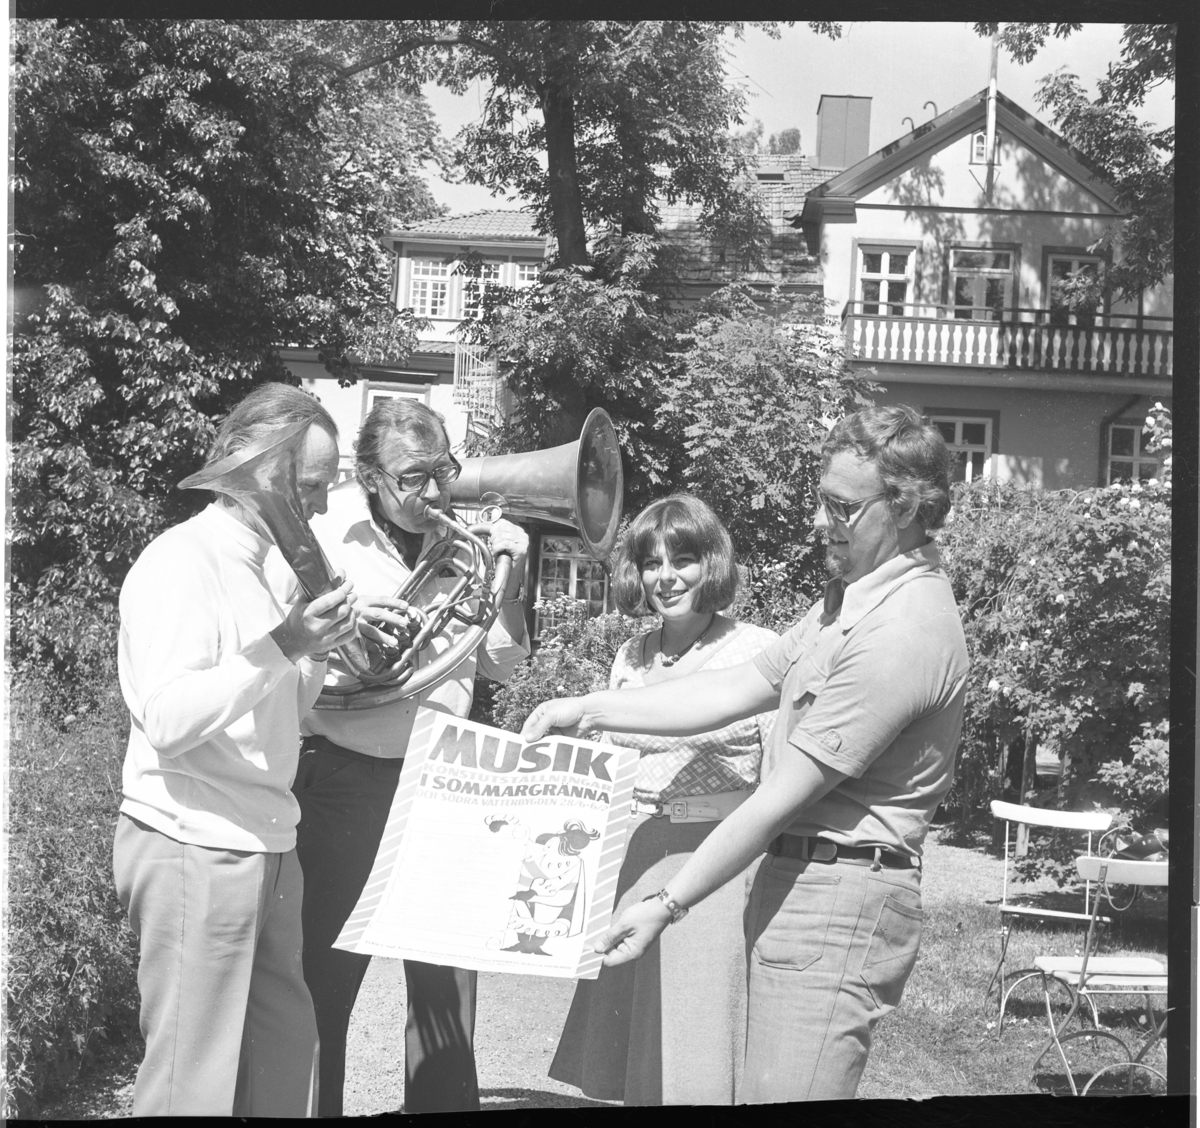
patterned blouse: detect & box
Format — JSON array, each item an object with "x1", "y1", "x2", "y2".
[{"x1": 605, "y1": 621, "x2": 781, "y2": 805}]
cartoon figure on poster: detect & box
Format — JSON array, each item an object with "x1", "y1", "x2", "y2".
[{"x1": 485, "y1": 815, "x2": 600, "y2": 955}]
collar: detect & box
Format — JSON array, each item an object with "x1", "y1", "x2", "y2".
[
  {"x1": 320, "y1": 478, "x2": 456, "y2": 567},
  {"x1": 202, "y1": 502, "x2": 273, "y2": 564},
  {"x1": 825, "y1": 540, "x2": 943, "y2": 632}
]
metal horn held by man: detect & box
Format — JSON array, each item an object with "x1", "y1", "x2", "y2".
[{"x1": 180, "y1": 409, "x2": 623, "y2": 711}]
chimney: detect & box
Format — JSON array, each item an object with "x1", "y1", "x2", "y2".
[{"x1": 816, "y1": 95, "x2": 872, "y2": 171}]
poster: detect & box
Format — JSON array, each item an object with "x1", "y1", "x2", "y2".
[{"x1": 333, "y1": 707, "x2": 639, "y2": 979}]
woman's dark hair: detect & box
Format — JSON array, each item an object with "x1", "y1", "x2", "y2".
[
  {"x1": 821, "y1": 405, "x2": 953, "y2": 531},
  {"x1": 205, "y1": 382, "x2": 337, "y2": 468},
  {"x1": 610, "y1": 494, "x2": 738, "y2": 616},
  {"x1": 354, "y1": 399, "x2": 449, "y2": 490}
]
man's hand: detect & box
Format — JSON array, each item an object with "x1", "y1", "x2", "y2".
[
  {"x1": 521, "y1": 697, "x2": 588, "y2": 741},
  {"x1": 486, "y1": 517, "x2": 530, "y2": 576},
  {"x1": 271, "y1": 580, "x2": 358, "y2": 662},
  {"x1": 595, "y1": 898, "x2": 673, "y2": 967},
  {"x1": 357, "y1": 597, "x2": 417, "y2": 650}
]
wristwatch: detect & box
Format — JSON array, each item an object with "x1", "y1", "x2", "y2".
[
  {"x1": 643, "y1": 888, "x2": 689, "y2": 924},
  {"x1": 502, "y1": 584, "x2": 525, "y2": 605}
]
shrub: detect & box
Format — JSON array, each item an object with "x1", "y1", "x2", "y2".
[
  {"x1": 4, "y1": 674, "x2": 139, "y2": 1118},
  {"x1": 937, "y1": 476, "x2": 1171, "y2": 865}
]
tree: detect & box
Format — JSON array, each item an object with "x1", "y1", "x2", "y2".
[
  {"x1": 768, "y1": 127, "x2": 802, "y2": 155},
  {"x1": 299, "y1": 20, "x2": 777, "y2": 268},
  {"x1": 11, "y1": 19, "x2": 442, "y2": 676},
  {"x1": 974, "y1": 22, "x2": 1174, "y2": 301},
  {"x1": 662, "y1": 287, "x2": 877, "y2": 590}
]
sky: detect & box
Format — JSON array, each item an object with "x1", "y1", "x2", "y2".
[{"x1": 419, "y1": 21, "x2": 1175, "y2": 215}]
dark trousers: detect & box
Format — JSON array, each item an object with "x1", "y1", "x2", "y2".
[{"x1": 293, "y1": 740, "x2": 480, "y2": 1116}]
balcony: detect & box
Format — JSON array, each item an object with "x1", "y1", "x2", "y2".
[{"x1": 842, "y1": 302, "x2": 1173, "y2": 379}]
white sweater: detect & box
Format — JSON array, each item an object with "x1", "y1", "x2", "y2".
[{"x1": 118, "y1": 504, "x2": 326, "y2": 852}]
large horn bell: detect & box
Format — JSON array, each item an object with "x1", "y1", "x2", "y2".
[{"x1": 450, "y1": 408, "x2": 624, "y2": 561}]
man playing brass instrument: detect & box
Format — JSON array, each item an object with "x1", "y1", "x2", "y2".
[
  {"x1": 114, "y1": 384, "x2": 359, "y2": 1117},
  {"x1": 268, "y1": 399, "x2": 531, "y2": 1116}
]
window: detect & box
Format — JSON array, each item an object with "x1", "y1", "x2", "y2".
[
  {"x1": 409, "y1": 259, "x2": 450, "y2": 317},
  {"x1": 1107, "y1": 423, "x2": 1158, "y2": 484},
  {"x1": 514, "y1": 262, "x2": 541, "y2": 287},
  {"x1": 461, "y1": 261, "x2": 501, "y2": 319},
  {"x1": 857, "y1": 247, "x2": 913, "y2": 315},
  {"x1": 969, "y1": 130, "x2": 999, "y2": 165},
  {"x1": 1048, "y1": 253, "x2": 1102, "y2": 325},
  {"x1": 950, "y1": 247, "x2": 1014, "y2": 321},
  {"x1": 932, "y1": 416, "x2": 993, "y2": 482},
  {"x1": 534, "y1": 534, "x2": 610, "y2": 638}
]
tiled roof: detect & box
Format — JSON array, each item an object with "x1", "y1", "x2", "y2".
[{"x1": 390, "y1": 210, "x2": 545, "y2": 242}]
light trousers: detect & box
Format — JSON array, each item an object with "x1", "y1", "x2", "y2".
[
  {"x1": 112, "y1": 813, "x2": 319, "y2": 1117},
  {"x1": 741, "y1": 852, "x2": 923, "y2": 1103}
]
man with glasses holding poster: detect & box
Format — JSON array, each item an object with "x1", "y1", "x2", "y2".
[
  {"x1": 268, "y1": 399, "x2": 530, "y2": 1116},
  {"x1": 522, "y1": 404, "x2": 969, "y2": 1103}
]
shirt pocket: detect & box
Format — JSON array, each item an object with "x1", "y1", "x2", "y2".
[{"x1": 749, "y1": 855, "x2": 842, "y2": 972}]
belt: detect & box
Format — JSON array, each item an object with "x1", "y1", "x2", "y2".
[
  {"x1": 631, "y1": 790, "x2": 750, "y2": 824},
  {"x1": 767, "y1": 833, "x2": 918, "y2": 870},
  {"x1": 301, "y1": 734, "x2": 394, "y2": 765}
]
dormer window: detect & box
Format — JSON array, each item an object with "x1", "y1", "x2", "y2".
[{"x1": 756, "y1": 172, "x2": 785, "y2": 182}]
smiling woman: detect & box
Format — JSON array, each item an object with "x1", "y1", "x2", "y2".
[{"x1": 547, "y1": 494, "x2": 779, "y2": 1105}]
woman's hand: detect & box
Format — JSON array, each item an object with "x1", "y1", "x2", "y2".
[
  {"x1": 595, "y1": 898, "x2": 673, "y2": 967},
  {"x1": 271, "y1": 580, "x2": 358, "y2": 662},
  {"x1": 521, "y1": 697, "x2": 588, "y2": 741}
]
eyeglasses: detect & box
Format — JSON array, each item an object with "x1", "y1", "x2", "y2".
[
  {"x1": 377, "y1": 455, "x2": 462, "y2": 495},
  {"x1": 813, "y1": 486, "x2": 888, "y2": 524}
]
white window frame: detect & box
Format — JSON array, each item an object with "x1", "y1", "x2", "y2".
[
  {"x1": 534, "y1": 533, "x2": 611, "y2": 639},
  {"x1": 514, "y1": 261, "x2": 541, "y2": 287},
  {"x1": 931, "y1": 415, "x2": 993, "y2": 482},
  {"x1": 968, "y1": 130, "x2": 1000, "y2": 165},
  {"x1": 460, "y1": 260, "x2": 502, "y2": 319},
  {"x1": 409, "y1": 258, "x2": 450, "y2": 317},
  {"x1": 950, "y1": 246, "x2": 1016, "y2": 322},
  {"x1": 1047, "y1": 252, "x2": 1104, "y2": 324},
  {"x1": 857, "y1": 245, "x2": 914, "y2": 316},
  {"x1": 1106, "y1": 422, "x2": 1158, "y2": 485}
]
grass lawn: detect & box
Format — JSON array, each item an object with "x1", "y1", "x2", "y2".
[{"x1": 858, "y1": 825, "x2": 1169, "y2": 1098}]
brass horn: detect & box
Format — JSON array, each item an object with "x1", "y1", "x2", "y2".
[{"x1": 312, "y1": 407, "x2": 624, "y2": 711}]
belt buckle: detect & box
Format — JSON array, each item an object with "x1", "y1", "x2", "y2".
[
  {"x1": 669, "y1": 800, "x2": 689, "y2": 821},
  {"x1": 809, "y1": 839, "x2": 838, "y2": 862},
  {"x1": 632, "y1": 800, "x2": 666, "y2": 818}
]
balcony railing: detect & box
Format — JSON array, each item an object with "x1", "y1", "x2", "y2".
[{"x1": 841, "y1": 302, "x2": 1173, "y2": 378}]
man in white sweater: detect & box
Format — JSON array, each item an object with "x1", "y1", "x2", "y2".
[{"x1": 114, "y1": 384, "x2": 359, "y2": 1118}]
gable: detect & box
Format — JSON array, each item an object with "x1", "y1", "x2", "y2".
[{"x1": 860, "y1": 129, "x2": 1119, "y2": 216}]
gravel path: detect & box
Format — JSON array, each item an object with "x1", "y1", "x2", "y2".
[{"x1": 38, "y1": 828, "x2": 1004, "y2": 1117}]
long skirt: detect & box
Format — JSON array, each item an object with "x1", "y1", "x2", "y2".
[{"x1": 547, "y1": 813, "x2": 753, "y2": 1105}]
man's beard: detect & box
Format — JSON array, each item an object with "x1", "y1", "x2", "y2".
[{"x1": 824, "y1": 544, "x2": 850, "y2": 578}]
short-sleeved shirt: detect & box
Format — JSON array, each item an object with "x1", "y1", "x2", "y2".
[{"x1": 752, "y1": 541, "x2": 969, "y2": 858}]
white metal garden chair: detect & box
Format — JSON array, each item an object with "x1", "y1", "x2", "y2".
[
  {"x1": 987, "y1": 800, "x2": 1112, "y2": 1031},
  {"x1": 1030, "y1": 855, "x2": 1168, "y2": 1095}
]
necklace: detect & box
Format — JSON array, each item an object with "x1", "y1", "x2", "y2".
[{"x1": 658, "y1": 614, "x2": 716, "y2": 668}]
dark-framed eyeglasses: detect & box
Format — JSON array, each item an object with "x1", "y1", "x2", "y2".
[
  {"x1": 812, "y1": 486, "x2": 888, "y2": 524},
  {"x1": 377, "y1": 455, "x2": 462, "y2": 495}
]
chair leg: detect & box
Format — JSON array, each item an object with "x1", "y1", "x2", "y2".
[
  {"x1": 1033, "y1": 972, "x2": 1087, "y2": 1095},
  {"x1": 987, "y1": 922, "x2": 1012, "y2": 997}
]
